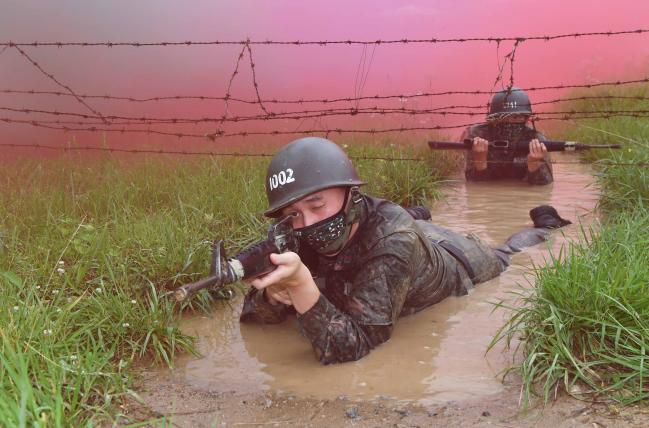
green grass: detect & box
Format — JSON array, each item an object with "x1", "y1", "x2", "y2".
[
  {"x1": 560, "y1": 84, "x2": 649, "y2": 212},
  {"x1": 494, "y1": 213, "x2": 649, "y2": 404},
  {"x1": 492, "y1": 85, "x2": 649, "y2": 405},
  {"x1": 348, "y1": 140, "x2": 462, "y2": 206},
  {"x1": 0, "y1": 142, "x2": 453, "y2": 426}
]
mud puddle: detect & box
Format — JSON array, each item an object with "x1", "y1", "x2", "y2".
[{"x1": 132, "y1": 153, "x2": 637, "y2": 426}]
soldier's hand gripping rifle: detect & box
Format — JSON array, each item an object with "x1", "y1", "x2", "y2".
[
  {"x1": 173, "y1": 214, "x2": 299, "y2": 302},
  {"x1": 428, "y1": 138, "x2": 621, "y2": 152}
]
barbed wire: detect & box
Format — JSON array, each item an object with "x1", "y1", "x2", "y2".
[
  {"x1": 1, "y1": 117, "x2": 483, "y2": 138},
  {"x1": 11, "y1": 45, "x2": 108, "y2": 123},
  {"x1": 219, "y1": 43, "x2": 248, "y2": 132},
  {"x1": 244, "y1": 41, "x2": 269, "y2": 115},
  {"x1": 491, "y1": 39, "x2": 521, "y2": 92},
  {"x1": 3, "y1": 105, "x2": 649, "y2": 125},
  {"x1": 2, "y1": 29, "x2": 648, "y2": 47},
  {"x1": 2, "y1": 143, "x2": 647, "y2": 168},
  {"x1": 3, "y1": 28, "x2": 648, "y2": 160},
  {"x1": 3, "y1": 113, "x2": 649, "y2": 141},
  {"x1": 3, "y1": 78, "x2": 649, "y2": 105}
]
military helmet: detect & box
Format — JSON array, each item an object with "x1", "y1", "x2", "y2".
[
  {"x1": 488, "y1": 87, "x2": 533, "y2": 119},
  {"x1": 264, "y1": 137, "x2": 365, "y2": 217}
]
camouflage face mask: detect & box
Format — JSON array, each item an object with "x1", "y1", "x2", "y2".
[
  {"x1": 294, "y1": 188, "x2": 361, "y2": 255},
  {"x1": 494, "y1": 122, "x2": 527, "y2": 142}
]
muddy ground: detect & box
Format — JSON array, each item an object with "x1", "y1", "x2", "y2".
[{"x1": 125, "y1": 377, "x2": 649, "y2": 427}]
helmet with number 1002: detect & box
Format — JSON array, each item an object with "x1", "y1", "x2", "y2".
[
  {"x1": 264, "y1": 137, "x2": 366, "y2": 218},
  {"x1": 488, "y1": 87, "x2": 533, "y2": 119}
]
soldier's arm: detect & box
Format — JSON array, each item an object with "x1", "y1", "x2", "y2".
[
  {"x1": 463, "y1": 127, "x2": 492, "y2": 181},
  {"x1": 240, "y1": 287, "x2": 294, "y2": 324},
  {"x1": 526, "y1": 134, "x2": 554, "y2": 185},
  {"x1": 298, "y1": 235, "x2": 415, "y2": 364}
]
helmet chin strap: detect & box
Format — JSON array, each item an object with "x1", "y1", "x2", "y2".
[{"x1": 346, "y1": 186, "x2": 363, "y2": 224}]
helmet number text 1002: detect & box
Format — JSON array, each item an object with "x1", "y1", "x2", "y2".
[{"x1": 269, "y1": 168, "x2": 296, "y2": 190}]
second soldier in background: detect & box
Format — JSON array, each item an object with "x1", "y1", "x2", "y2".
[{"x1": 462, "y1": 87, "x2": 554, "y2": 185}]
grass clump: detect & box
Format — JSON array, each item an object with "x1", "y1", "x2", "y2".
[
  {"x1": 493, "y1": 84, "x2": 649, "y2": 405},
  {"x1": 0, "y1": 141, "x2": 451, "y2": 425},
  {"x1": 494, "y1": 213, "x2": 649, "y2": 404}
]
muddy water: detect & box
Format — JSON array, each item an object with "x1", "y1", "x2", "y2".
[{"x1": 157, "y1": 153, "x2": 600, "y2": 405}]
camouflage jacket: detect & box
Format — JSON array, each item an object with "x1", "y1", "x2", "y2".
[
  {"x1": 240, "y1": 195, "x2": 472, "y2": 365},
  {"x1": 462, "y1": 123, "x2": 554, "y2": 185}
]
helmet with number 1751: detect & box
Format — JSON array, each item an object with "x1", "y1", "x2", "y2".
[{"x1": 488, "y1": 87, "x2": 533, "y2": 120}]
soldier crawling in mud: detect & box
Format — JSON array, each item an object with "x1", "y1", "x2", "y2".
[
  {"x1": 240, "y1": 137, "x2": 570, "y2": 364},
  {"x1": 463, "y1": 87, "x2": 554, "y2": 185}
]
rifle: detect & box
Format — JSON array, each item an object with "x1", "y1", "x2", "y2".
[
  {"x1": 173, "y1": 214, "x2": 298, "y2": 302},
  {"x1": 428, "y1": 139, "x2": 621, "y2": 152}
]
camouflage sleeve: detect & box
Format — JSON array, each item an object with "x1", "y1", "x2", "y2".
[
  {"x1": 462, "y1": 127, "x2": 492, "y2": 181},
  {"x1": 297, "y1": 236, "x2": 415, "y2": 364},
  {"x1": 526, "y1": 132, "x2": 554, "y2": 185},
  {"x1": 240, "y1": 287, "x2": 293, "y2": 324}
]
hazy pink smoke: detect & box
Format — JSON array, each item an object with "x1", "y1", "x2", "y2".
[{"x1": 1, "y1": 0, "x2": 648, "y2": 151}]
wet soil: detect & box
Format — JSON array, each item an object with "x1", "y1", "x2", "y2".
[
  {"x1": 128, "y1": 153, "x2": 649, "y2": 426},
  {"x1": 128, "y1": 380, "x2": 649, "y2": 427}
]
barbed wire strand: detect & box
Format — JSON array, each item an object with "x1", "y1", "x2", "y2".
[
  {"x1": 3, "y1": 91, "x2": 647, "y2": 117},
  {"x1": 3, "y1": 78, "x2": 648, "y2": 106},
  {"x1": 508, "y1": 39, "x2": 522, "y2": 90},
  {"x1": 244, "y1": 40, "x2": 269, "y2": 115},
  {"x1": 491, "y1": 39, "x2": 521, "y2": 93},
  {"x1": 2, "y1": 143, "x2": 646, "y2": 168},
  {"x1": 3, "y1": 28, "x2": 648, "y2": 47},
  {"x1": 11, "y1": 45, "x2": 109, "y2": 124},
  {"x1": 215, "y1": 44, "x2": 247, "y2": 137},
  {"x1": 4, "y1": 113, "x2": 649, "y2": 141},
  {"x1": 5, "y1": 105, "x2": 649, "y2": 124}
]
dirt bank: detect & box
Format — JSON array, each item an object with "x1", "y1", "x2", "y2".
[{"x1": 126, "y1": 376, "x2": 649, "y2": 427}]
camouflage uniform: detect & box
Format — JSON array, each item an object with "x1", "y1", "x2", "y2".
[
  {"x1": 240, "y1": 194, "x2": 509, "y2": 365},
  {"x1": 462, "y1": 123, "x2": 554, "y2": 185}
]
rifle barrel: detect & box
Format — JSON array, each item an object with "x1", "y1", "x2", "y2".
[
  {"x1": 427, "y1": 140, "x2": 472, "y2": 150},
  {"x1": 174, "y1": 275, "x2": 222, "y2": 302},
  {"x1": 428, "y1": 139, "x2": 621, "y2": 152}
]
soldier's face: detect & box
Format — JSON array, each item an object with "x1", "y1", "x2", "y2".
[{"x1": 281, "y1": 187, "x2": 347, "y2": 229}]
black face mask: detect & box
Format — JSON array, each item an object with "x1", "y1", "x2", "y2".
[
  {"x1": 493, "y1": 122, "x2": 527, "y2": 142},
  {"x1": 294, "y1": 188, "x2": 361, "y2": 255}
]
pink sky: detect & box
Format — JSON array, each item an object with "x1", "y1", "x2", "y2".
[{"x1": 1, "y1": 0, "x2": 649, "y2": 151}]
